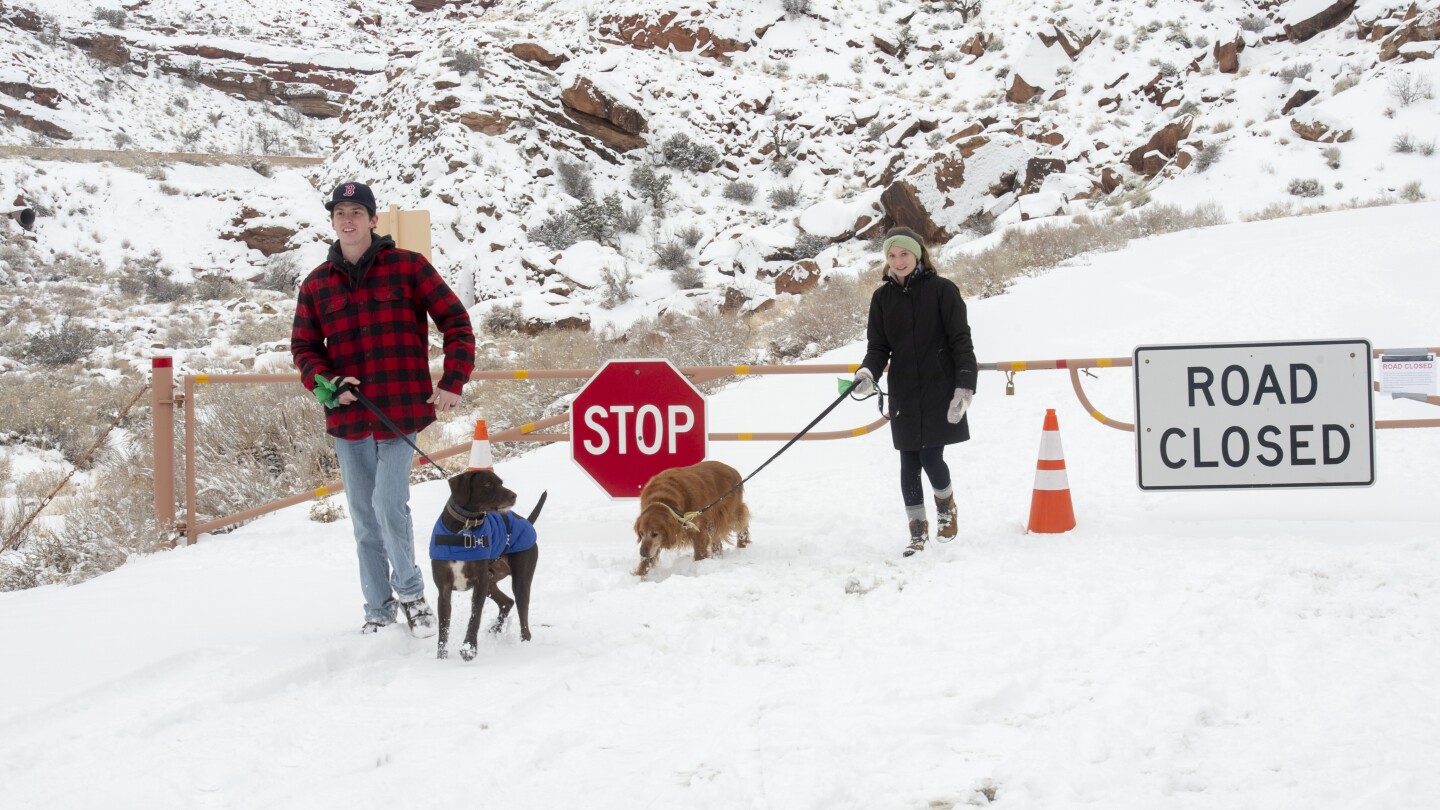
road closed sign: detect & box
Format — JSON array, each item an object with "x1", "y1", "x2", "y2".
[{"x1": 1133, "y1": 339, "x2": 1374, "y2": 490}]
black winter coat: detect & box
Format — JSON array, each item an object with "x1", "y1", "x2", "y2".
[{"x1": 861, "y1": 265, "x2": 978, "y2": 451}]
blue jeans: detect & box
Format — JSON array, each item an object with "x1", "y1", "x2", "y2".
[{"x1": 334, "y1": 433, "x2": 425, "y2": 623}]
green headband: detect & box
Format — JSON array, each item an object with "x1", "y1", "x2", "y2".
[{"x1": 883, "y1": 234, "x2": 922, "y2": 259}]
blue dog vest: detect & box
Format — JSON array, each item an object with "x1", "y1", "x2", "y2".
[{"x1": 428, "y1": 512, "x2": 537, "y2": 561}]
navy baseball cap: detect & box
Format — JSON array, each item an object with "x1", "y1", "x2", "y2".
[{"x1": 325, "y1": 182, "x2": 377, "y2": 216}]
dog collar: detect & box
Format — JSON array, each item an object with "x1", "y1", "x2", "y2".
[{"x1": 444, "y1": 499, "x2": 488, "y2": 531}]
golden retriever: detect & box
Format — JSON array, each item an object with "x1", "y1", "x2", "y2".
[{"x1": 633, "y1": 460, "x2": 751, "y2": 576}]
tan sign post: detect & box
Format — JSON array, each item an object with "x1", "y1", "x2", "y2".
[{"x1": 375, "y1": 204, "x2": 431, "y2": 262}]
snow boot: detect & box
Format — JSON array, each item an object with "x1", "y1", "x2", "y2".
[
  {"x1": 903, "y1": 518, "x2": 929, "y2": 557},
  {"x1": 935, "y1": 494, "x2": 957, "y2": 541},
  {"x1": 400, "y1": 597, "x2": 438, "y2": 639},
  {"x1": 360, "y1": 619, "x2": 388, "y2": 635}
]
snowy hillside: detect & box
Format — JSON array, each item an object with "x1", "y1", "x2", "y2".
[
  {"x1": 5, "y1": 0, "x2": 1440, "y2": 335},
  {"x1": 1, "y1": 202, "x2": 1437, "y2": 808}
]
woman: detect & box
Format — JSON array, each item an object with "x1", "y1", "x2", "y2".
[{"x1": 852, "y1": 226, "x2": 977, "y2": 557}]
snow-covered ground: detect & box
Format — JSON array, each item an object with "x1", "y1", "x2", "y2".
[{"x1": 1, "y1": 203, "x2": 1438, "y2": 808}]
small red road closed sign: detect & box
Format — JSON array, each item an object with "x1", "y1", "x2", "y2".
[{"x1": 570, "y1": 359, "x2": 708, "y2": 498}]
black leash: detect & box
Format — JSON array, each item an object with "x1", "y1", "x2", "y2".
[
  {"x1": 336, "y1": 384, "x2": 549, "y2": 524},
  {"x1": 664, "y1": 378, "x2": 884, "y2": 530},
  {"x1": 336, "y1": 382, "x2": 448, "y2": 476}
]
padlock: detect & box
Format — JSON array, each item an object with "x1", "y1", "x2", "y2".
[{"x1": 1005, "y1": 371, "x2": 1016, "y2": 396}]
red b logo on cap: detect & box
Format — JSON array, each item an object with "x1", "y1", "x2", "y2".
[{"x1": 343, "y1": 183, "x2": 356, "y2": 197}]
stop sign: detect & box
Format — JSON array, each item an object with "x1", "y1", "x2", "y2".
[{"x1": 571, "y1": 359, "x2": 708, "y2": 498}]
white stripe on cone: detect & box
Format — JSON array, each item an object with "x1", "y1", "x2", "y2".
[
  {"x1": 1032, "y1": 469, "x2": 1071, "y2": 491},
  {"x1": 1038, "y1": 430, "x2": 1065, "y2": 460}
]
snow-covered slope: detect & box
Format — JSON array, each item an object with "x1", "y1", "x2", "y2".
[
  {"x1": 2, "y1": 202, "x2": 1437, "y2": 808},
  {"x1": 6, "y1": 0, "x2": 1440, "y2": 337}
]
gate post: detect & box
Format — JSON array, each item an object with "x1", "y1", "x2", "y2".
[{"x1": 151, "y1": 357, "x2": 177, "y2": 548}]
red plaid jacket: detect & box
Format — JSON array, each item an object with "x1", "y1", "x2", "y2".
[{"x1": 291, "y1": 236, "x2": 475, "y2": 440}]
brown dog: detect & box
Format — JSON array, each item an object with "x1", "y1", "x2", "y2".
[
  {"x1": 633, "y1": 460, "x2": 751, "y2": 576},
  {"x1": 429, "y1": 469, "x2": 542, "y2": 660}
]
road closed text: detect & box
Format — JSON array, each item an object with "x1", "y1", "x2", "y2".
[
  {"x1": 1158, "y1": 363, "x2": 1351, "y2": 469},
  {"x1": 1134, "y1": 340, "x2": 1374, "y2": 490}
]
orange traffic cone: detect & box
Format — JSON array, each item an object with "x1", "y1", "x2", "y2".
[
  {"x1": 468, "y1": 420, "x2": 494, "y2": 471},
  {"x1": 1027, "y1": 409, "x2": 1076, "y2": 534}
]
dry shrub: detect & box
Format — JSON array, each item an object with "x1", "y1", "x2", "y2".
[
  {"x1": 0, "y1": 443, "x2": 156, "y2": 591},
  {"x1": 232, "y1": 315, "x2": 290, "y2": 346},
  {"x1": 309, "y1": 497, "x2": 345, "y2": 523},
  {"x1": 757, "y1": 273, "x2": 870, "y2": 360},
  {"x1": 0, "y1": 377, "x2": 139, "y2": 465},
  {"x1": 190, "y1": 384, "x2": 337, "y2": 528},
  {"x1": 948, "y1": 203, "x2": 1226, "y2": 298}
]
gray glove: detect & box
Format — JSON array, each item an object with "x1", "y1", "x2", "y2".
[
  {"x1": 851, "y1": 367, "x2": 875, "y2": 397},
  {"x1": 947, "y1": 387, "x2": 973, "y2": 423}
]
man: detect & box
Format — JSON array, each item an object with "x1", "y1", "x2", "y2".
[{"x1": 291, "y1": 182, "x2": 475, "y2": 636}]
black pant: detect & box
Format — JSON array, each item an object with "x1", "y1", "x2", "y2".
[{"x1": 900, "y1": 446, "x2": 951, "y2": 507}]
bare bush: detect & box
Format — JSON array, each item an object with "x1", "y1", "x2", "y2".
[
  {"x1": 1389, "y1": 73, "x2": 1434, "y2": 107},
  {"x1": 1393, "y1": 133, "x2": 1416, "y2": 154},
  {"x1": 451, "y1": 50, "x2": 486, "y2": 76},
  {"x1": 723, "y1": 181, "x2": 757, "y2": 204},
  {"x1": 1287, "y1": 178, "x2": 1324, "y2": 197},
  {"x1": 0, "y1": 378, "x2": 140, "y2": 467},
  {"x1": 118, "y1": 252, "x2": 186, "y2": 302},
  {"x1": 616, "y1": 204, "x2": 645, "y2": 233},
  {"x1": 21, "y1": 318, "x2": 101, "y2": 367},
  {"x1": 556, "y1": 157, "x2": 593, "y2": 199},
  {"x1": 309, "y1": 497, "x2": 346, "y2": 523},
  {"x1": 600, "y1": 267, "x2": 635, "y2": 308},
  {"x1": 1193, "y1": 142, "x2": 1222, "y2": 173},
  {"x1": 1239, "y1": 15, "x2": 1267, "y2": 33},
  {"x1": 758, "y1": 274, "x2": 871, "y2": 361},
  {"x1": 676, "y1": 224, "x2": 704, "y2": 248},
  {"x1": 948, "y1": 203, "x2": 1226, "y2": 298},
  {"x1": 190, "y1": 384, "x2": 339, "y2": 528},
  {"x1": 1401, "y1": 181, "x2": 1425, "y2": 202},
  {"x1": 193, "y1": 274, "x2": 245, "y2": 301},
  {"x1": 769, "y1": 184, "x2": 801, "y2": 209},
  {"x1": 1277, "y1": 63, "x2": 1311, "y2": 84},
  {"x1": 259, "y1": 252, "x2": 303, "y2": 292},
  {"x1": 232, "y1": 315, "x2": 290, "y2": 346}
]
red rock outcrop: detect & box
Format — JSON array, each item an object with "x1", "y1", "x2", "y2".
[
  {"x1": 1007, "y1": 73, "x2": 1042, "y2": 104},
  {"x1": 1290, "y1": 117, "x2": 1353, "y2": 142},
  {"x1": 600, "y1": 12, "x2": 749, "y2": 61},
  {"x1": 510, "y1": 43, "x2": 568, "y2": 69},
  {"x1": 223, "y1": 226, "x2": 296, "y2": 256},
  {"x1": 1213, "y1": 35, "x2": 1245, "y2": 73},
  {"x1": 0, "y1": 102, "x2": 71, "y2": 139},
  {"x1": 1127, "y1": 118, "x2": 1193, "y2": 176},
  {"x1": 1280, "y1": 87, "x2": 1320, "y2": 114},
  {"x1": 1379, "y1": 10, "x2": 1440, "y2": 60},
  {"x1": 1283, "y1": 0, "x2": 1358, "y2": 42},
  {"x1": 1038, "y1": 25, "x2": 1097, "y2": 59},
  {"x1": 70, "y1": 33, "x2": 131, "y2": 67},
  {"x1": 1022, "y1": 158, "x2": 1066, "y2": 195},
  {"x1": 561, "y1": 76, "x2": 648, "y2": 152},
  {"x1": 460, "y1": 111, "x2": 513, "y2": 136},
  {"x1": 775, "y1": 260, "x2": 822, "y2": 295},
  {"x1": 0, "y1": 82, "x2": 62, "y2": 109},
  {"x1": 880, "y1": 181, "x2": 945, "y2": 244}
]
